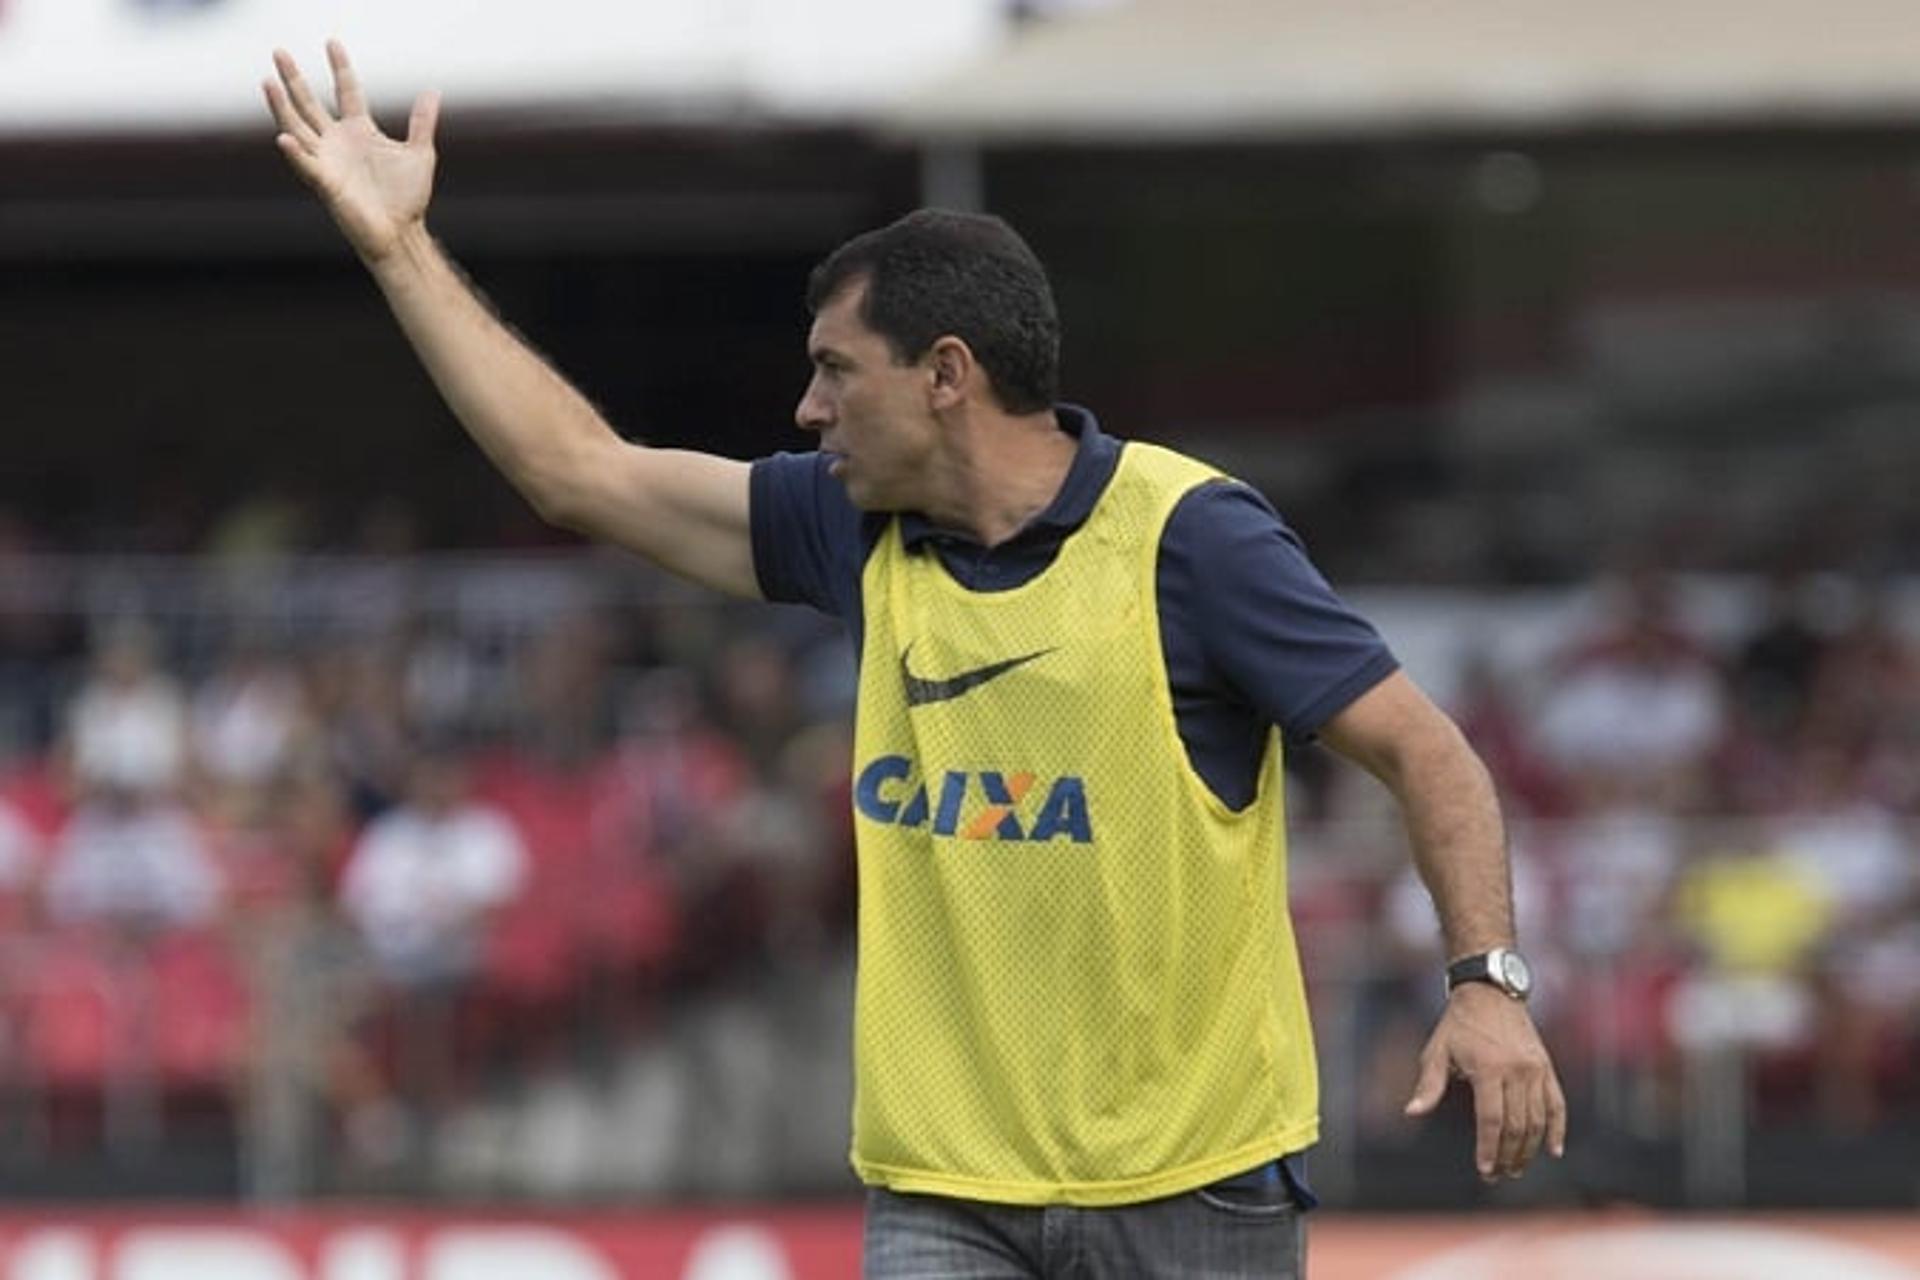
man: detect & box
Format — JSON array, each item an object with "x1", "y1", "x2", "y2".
[
  {"x1": 264, "y1": 42, "x2": 1564, "y2": 1278},
  {"x1": 337, "y1": 740, "x2": 528, "y2": 1157}
]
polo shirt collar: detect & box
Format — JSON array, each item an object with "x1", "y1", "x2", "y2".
[{"x1": 897, "y1": 403, "x2": 1120, "y2": 551}]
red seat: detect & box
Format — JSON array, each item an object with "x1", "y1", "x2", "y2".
[
  {"x1": 146, "y1": 931, "x2": 251, "y2": 1091},
  {"x1": 19, "y1": 934, "x2": 131, "y2": 1092},
  {"x1": 482, "y1": 887, "x2": 578, "y2": 1006},
  {"x1": 472, "y1": 751, "x2": 607, "y2": 1002},
  {"x1": 0, "y1": 761, "x2": 70, "y2": 840},
  {"x1": 582, "y1": 866, "x2": 679, "y2": 972}
]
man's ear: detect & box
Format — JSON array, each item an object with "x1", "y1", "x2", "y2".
[{"x1": 927, "y1": 336, "x2": 975, "y2": 409}]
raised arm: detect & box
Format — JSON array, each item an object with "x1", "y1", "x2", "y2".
[
  {"x1": 263, "y1": 42, "x2": 757, "y2": 598},
  {"x1": 1318, "y1": 670, "x2": 1566, "y2": 1181}
]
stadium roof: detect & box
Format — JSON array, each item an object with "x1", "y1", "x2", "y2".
[
  {"x1": 0, "y1": 0, "x2": 1003, "y2": 136},
  {"x1": 889, "y1": 0, "x2": 1920, "y2": 141}
]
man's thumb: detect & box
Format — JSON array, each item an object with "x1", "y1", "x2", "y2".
[
  {"x1": 408, "y1": 90, "x2": 441, "y2": 148},
  {"x1": 1404, "y1": 1051, "x2": 1449, "y2": 1116}
]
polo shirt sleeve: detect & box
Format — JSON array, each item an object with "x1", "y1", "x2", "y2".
[
  {"x1": 1163, "y1": 480, "x2": 1399, "y2": 741},
  {"x1": 748, "y1": 450, "x2": 867, "y2": 620}
]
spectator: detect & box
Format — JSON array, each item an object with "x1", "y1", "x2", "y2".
[
  {"x1": 1815, "y1": 906, "x2": 1920, "y2": 1130},
  {"x1": 338, "y1": 742, "x2": 528, "y2": 992},
  {"x1": 192, "y1": 638, "x2": 315, "y2": 818},
  {"x1": 243, "y1": 769, "x2": 380, "y2": 1196},
  {"x1": 1666, "y1": 823, "x2": 1831, "y2": 1083},
  {"x1": 336, "y1": 741, "x2": 528, "y2": 1168},
  {"x1": 1555, "y1": 793, "x2": 1685, "y2": 962},
  {"x1": 1805, "y1": 586, "x2": 1920, "y2": 758},
  {"x1": 585, "y1": 669, "x2": 752, "y2": 991},
  {"x1": 402, "y1": 618, "x2": 488, "y2": 744},
  {"x1": 1733, "y1": 571, "x2": 1828, "y2": 738},
  {"x1": 1451, "y1": 654, "x2": 1566, "y2": 818},
  {"x1": 63, "y1": 619, "x2": 191, "y2": 800},
  {"x1": 606, "y1": 668, "x2": 750, "y2": 878},
  {"x1": 302, "y1": 639, "x2": 412, "y2": 820},
  {"x1": 1673, "y1": 823, "x2": 1831, "y2": 980},
  {"x1": 1533, "y1": 573, "x2": 1726, "y2": 798},
  {"x1": 1769, "y1": 742, "x2": 1918, "y2": 1128},
  {"x1": 42, "y1": 787, "x2": 223, "y2": 933},
  {"x1": 512, "y1": 610, "x2": 615, "y2": 763},
  {"x1": 710, "y1": 634, "x2": 802, "y2": 774},
  {"x1": 1774, "y1": 742, "x2": 1911, "y2": 927}
]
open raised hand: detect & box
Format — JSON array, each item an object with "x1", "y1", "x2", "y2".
[{"x1": 264, "y1": 41, "x2": 441, "y2": 264}]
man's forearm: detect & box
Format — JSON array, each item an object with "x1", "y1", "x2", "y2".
[
  {"x1": 1390, "y1": 723, "x2": 1515, "y2": 960},
  {"x1": 1319, "y1": 674, "x2": 1519, "y2": 959},
  {"x1": 367, "y1": 225, "x2": 617, "y2": 524}
]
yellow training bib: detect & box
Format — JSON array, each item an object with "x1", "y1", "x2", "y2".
[{"x1": 848, "y1": 441, "x2": 1318, "y2": 1206}]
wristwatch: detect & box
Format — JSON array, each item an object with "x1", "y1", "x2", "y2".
[{"x1": 1446, "y1": 947, "x2": 1533, "y2": 1000}]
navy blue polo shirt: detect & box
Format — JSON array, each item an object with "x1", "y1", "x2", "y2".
[{"x1": 748, "y1": 405, "x2": 1397, "y2": 810}]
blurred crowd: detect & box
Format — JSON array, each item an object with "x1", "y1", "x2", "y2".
[
  {"x1": 0, "y1": 551, "x2": 1915, "y2": 1198},
  {"x1": 1301, "y1": 569, "x2": 1920, "y2": 1156},
  {"x1": 0, "y1": 562, "x2": 860, "y2": 1188}
]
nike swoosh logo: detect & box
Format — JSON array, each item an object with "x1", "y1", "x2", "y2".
[{"x1": 900, "y1": 644, "x2": 1055, "y2": 708}]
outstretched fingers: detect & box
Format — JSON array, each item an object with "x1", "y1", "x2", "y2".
[
  {"x1": 326, "y1": 39, "x2": 369, "y2": 118},
  {"x1": 262, "y1": 80, "x2": 319, "y2": 150},
  {"x1": 272, "y1": 48, "x2": 334, "y2": 135}
]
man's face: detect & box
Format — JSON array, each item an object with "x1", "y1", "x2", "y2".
[
  {"x1": 794, "y1": 280, "x2": 939, "y2": 511},
  {"x1": 410, "y1": 756, "x2": 465, "y2": 814}
]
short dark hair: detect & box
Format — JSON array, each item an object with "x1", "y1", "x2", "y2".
[{"x1": 806, "y1": 208, "x2": 1061, "y2": 414}]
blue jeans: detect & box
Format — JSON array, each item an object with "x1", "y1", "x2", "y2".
[{"x1": 862, "y1": 1161, "x2": 1309, "y2": 1279}]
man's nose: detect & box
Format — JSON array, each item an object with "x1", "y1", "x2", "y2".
[{"x1": 794, "y1": 379, "x2": 829, "y2": 433}]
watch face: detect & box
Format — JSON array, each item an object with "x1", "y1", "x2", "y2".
[{"x1": 1500, "y1": 951, "x2": 1533, "y2": 995}]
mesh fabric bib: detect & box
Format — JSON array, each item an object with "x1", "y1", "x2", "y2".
[{"x1": 847, "y1": 441, "x2": 1319, "y2": 1205}]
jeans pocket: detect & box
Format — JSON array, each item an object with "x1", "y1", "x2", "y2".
[{"x1": 1193, "y1": 1185, "x2": 1298, "y2": 1220}]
